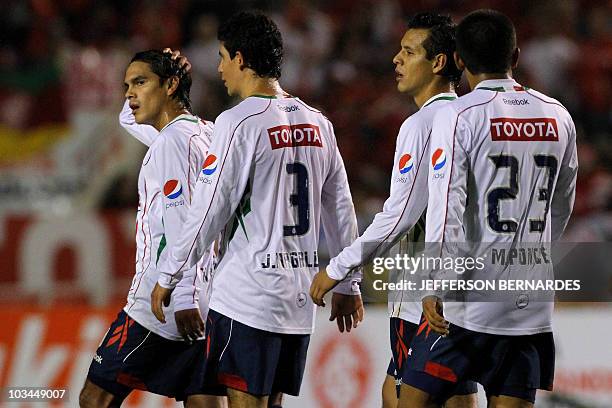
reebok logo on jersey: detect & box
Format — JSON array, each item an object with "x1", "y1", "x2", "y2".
[
  {"x1": 431, "y1": 149, "x2": 446, "y2": 171},
  {"x1": 490, "y1": 118, "x2": 559, "y2": 142},
  {"x1": 202, "y1": 154, "x2": 218, "y2": 176},
  {"x1": 268, "y1": 124, "x2": 323, "y2": 150},
  {"x1": 163, "y1": 180, "x2": 182, "y2": 199},
  {"x1": 398, "y1": 154, "x2": 414, "y2": 174}
]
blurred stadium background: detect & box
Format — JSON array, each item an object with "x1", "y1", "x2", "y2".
[{"x1": 0, "y1": 0, "x2": 610, "y2": 407}]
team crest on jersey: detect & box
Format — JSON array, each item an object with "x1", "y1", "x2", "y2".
[
  {"x1": 398, "y1": 154, "x2": 414, "y2": 174},
  {"x1": 202, "y1": 154, "x2": 218, "y2": 176},
  {"x1": 431, "y1": 148, "x2": 446, "y2": 170},
  {"x1": 163, "y1": 180, "x2": 182, "y2": 199}
]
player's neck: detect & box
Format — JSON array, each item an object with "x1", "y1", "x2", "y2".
[
  {"x1": 413, "y1": 80, "x2": 455, "y2": 109},
  {"x1": 240, "y1": 76, "x2": 285, "y2": 99},
  {"x1": 467, "y1": 71, "x2": 513, "y2": 91},
  {"x1": 152, "y1": 103, "x2": 190, "y2": 131}
]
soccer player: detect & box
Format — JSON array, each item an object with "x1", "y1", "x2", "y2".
[
  {"x1": 80, "y1": 50, "x2": 223, "y2": 408},
  {"x1": 150, "y1": 11, "x2": 364, "y2": 408},
  {"x1": 402, "y1": 10, "x2": 578, "y2": 408},
  {"x1": 309, "y1": 13, "x2": 477, "y2": 408}
]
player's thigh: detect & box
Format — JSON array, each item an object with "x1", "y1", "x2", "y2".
[
  {"x1": 268, "y1": 391, "x2": 283, "y2": 407},
  {"x1": 488, "y1": 395, "x2": 533, "y2": 408},
  {"x1": 227, "y1": 388, "x2": 268, "y2": 408},
  {"x1": 79, "y1": 379, "x2": 123, "y2": 408},
  {"x1": 398, "y1": 383, "x2": 441, "y2": 408},
  {"x1": 382, "y1": 374, "x2": 398, "y2": 408},
  {"x1": 444, "y1": 393, "x2": 478, "y2": 408},
  {"x1": 184, "y1": 394, "x2": 228, "y2": 408}
]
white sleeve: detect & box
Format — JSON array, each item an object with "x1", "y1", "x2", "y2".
[
  {"x1": 152, "y1": 135, "x2": 204, "y2": 311},
  {"x1": 119, "y1": 99, "x2": 158, "y2": 146},
  {"x1": 326, "y1": 118, "x2": 429, "y2": 284},
  {"x1": 551, "y1": 118, "x2": 578, "y2": 241},
  {"x1": 425, "y1": 108, "x2": 469, "y2": 244},
  {"x1": 320, "y1": 126, "x2": 361, "y2": 295},
  {"x1": 158, "y1": 112, "x2": 254, "y2": 289}
]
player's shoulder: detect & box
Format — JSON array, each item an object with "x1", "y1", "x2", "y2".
[
  {"x1": 399, "y1": 109, "x2": 429, "y2": 135},
  {"x1": 454, "y1": 89, "x2": 498, "y2": 111},
  {"x1": 155, "y1": 114, "x2": 206, "y2": 150},
  {"x1": 524, "y1": 88, "x2": 571, "y2": 114},
  {"x1": 218, "y1": 97, "x2": 275, "y2": 125}
]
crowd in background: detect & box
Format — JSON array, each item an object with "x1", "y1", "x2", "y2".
[{"x1": 1, "y1": 0, "x2": 610, "y2": 238}]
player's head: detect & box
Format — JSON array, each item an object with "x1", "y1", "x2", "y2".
[
  {"x1": 217, "y1": 11, "x2": 283, "y2": 97},
  {"x1": 124, "y1": 50, "x2": 193, "y2": 126},
  {"x1": 455, "y1": 9, "x2": 518, "y2": 76},
  {"x1": 393, "y1": 12, "x2": 462, "y2": 96}
]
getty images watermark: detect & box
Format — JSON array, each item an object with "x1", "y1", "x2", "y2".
[{"x1": 362, "y1": 242, "x2": 597, "y2": 302}]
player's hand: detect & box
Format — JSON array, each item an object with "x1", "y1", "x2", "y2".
[
  {"x1": 329, "y1": 293, "x2": 364, "y2": 333},
  {"x1": 162, "y1": 48, "x2": 192, "y2": 74},
  {"x1": 422, "y1": 295, "x2": 449, "y2": 336},
  {"x1": 310, "y1": 270, "x2": 340, "y2": 306},
  {"x1": 151, "y1": 283, "x2": 173, "y2": 323},
  {"x1": 175, "y1": 308, "x2": 205, "y2": 343}
]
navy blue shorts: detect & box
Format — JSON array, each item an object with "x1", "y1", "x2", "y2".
[
  {"x1": 87, "y1": 310, "x2": 214, "y2": 401},
  {"x1": 404, "y1": 315, "x2": 554, "y2": 404},
  {"x1": 200, "y1": 309, "x2": 310, "y2": 396},
  {"x1": 386, "y1": 317, "x2": 477, "y2": 399}
]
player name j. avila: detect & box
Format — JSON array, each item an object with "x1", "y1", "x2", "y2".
[
  {"x1": 268, "y1": 123, "x2": 323, "y2": 149},
  {"x1": 490, "y1": 117, "x2": 558, "y2": 142}
]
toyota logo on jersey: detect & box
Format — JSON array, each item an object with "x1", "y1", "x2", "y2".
[
  {"x1": 163, "y1": 180, "x2": 182, "y2": 199},
  {"x1": 202, "y1": 154, "x2": 218, "y2": 176},
  {"x1": 431, "y1": 148, "x2": 446, "y2": 170},
  {"x1": 398, "y1": 154, "x2": 414, "y2": 174}
]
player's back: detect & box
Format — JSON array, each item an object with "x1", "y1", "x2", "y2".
[
  {"x1": 207, "y1": 95, "x2": 355, "y2": 334},
  {"x1": 427, "y1": 79, "x2": 577, "y2": 335},
  {"x1": 432, "y1": 79, "x2": 577, "y2": 244}
]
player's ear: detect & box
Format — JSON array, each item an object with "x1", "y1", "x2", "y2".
[
  {"x1": 166, "y1": 76, "x2": 179, "y2": 97},
  {"x1": 454, "y1": 51, "x2": 465, "y2": 71},
  {"x1": 511, "y1": 47, "x2": 520, "y2": 69},
  {"x1": 432, "y1": 53, "x2": 447, "y2": 75},
  {"x1": 234, "y1": 50, "x2": 245, "y2": 71}
]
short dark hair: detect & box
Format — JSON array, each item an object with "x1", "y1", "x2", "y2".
[
  {"x1": 130, "y1": 50, "x2": 193, "y2": 112},
  {"x1": 218, "y1": 11, "x2": 283, "y2": 79},
  {"x1": 407, "y1": 12, "x2": 463, "y2": 85},
  {"x1": 456, "y1": 9, "x2": 517, "y2": 74}
]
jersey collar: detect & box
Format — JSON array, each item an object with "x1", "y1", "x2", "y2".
[
  {"x1": 474, "y1": 78, "x2": 527, "y2": 92},
  {"x1": 160, "y1": 113, "x2": 199, "y2": 133},
  {"x1": 421, "y1": 92, "x2": 458, "y2": 109}
]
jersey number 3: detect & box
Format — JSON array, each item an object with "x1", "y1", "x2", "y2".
[
  {"x1": 284, "y1": 162, "x2": 310, "y2": 236},
  {"x1": 487, "y1": 154, "x2": 558, "y2": 234}
]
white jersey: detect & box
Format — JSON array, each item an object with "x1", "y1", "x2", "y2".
[
  {"x1": 426, "y1": 79, "x2": 578, "y2": 335},
  {"x1": 158, "y1": 95, "x2": 360, "y2": 335},
  {"x1": 119, "y1": 101, "x2": 215, "y2": 340},
  {"x1": 327, "y1": 93, "x2": 457, "y2": 323}
]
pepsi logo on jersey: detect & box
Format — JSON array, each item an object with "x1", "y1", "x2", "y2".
[
  {"x1": 490, "y1": 117, "x2": 559, "y2": 142},
  {"x1": 398, "y1": 153, "x2": 414, "y2": 174},
  {"x1": 431, "y1": 148, "x2": 446, "y2": 179},
  {"x1": 163, "y1": 179, "x2": 185, "y2": 209},
  {"x1": 163, "y1": 180, "x2": 182, "y2": 199},
  {"x1": 431, "y1": 148, "x2": 446, "y2": 170},
  {"x1": 201, "y1": 154, "x2": 218, "y2": 176}
]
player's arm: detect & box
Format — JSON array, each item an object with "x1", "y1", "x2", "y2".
[
  {"x1": 423, "y1": 107, "x2": 470, "y2": 335},
  {"x1": 326, "y1": 117, "x2": 429, "y2": 282},
  {"x1": 152, "y1": 113, "x2": 254, "y2": 322},
  {"x1": 119, "y1": 99, "x2": 158, "y2": 146},
  {"x1": 151, "y1": 135, "x2": 208, "y2": 340},
  {"x1": 550, "y1": 119, "x2": 578, "y2": 241},
  {"x1": 310, "y1": 123, "x2": 364, "y2": 331}
]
